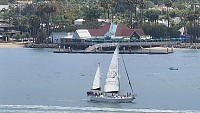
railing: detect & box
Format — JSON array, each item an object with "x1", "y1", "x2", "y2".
[{"x1": 84, "y1": 41, "x2": 180, "y2": 51}]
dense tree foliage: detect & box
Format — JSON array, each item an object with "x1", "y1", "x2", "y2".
[
  {"x1": 144, "y1": 9, "x2": 160, "y2": 23},
  {"x1": 0, "y1": 0, "x2": 8, "y2": 5}
]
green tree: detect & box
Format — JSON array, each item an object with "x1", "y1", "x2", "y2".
[
  {"x1": 100, "y1": 0, "x2": 112, "y2": 19},
  {"x1": 168, "y1": 27, "x2": 180, "y2": 38},
  {"x1": 169, "y1": 9, "x2": 181, "y2": 18},
  {"x1": 28, "y1": 15, "x2": 40, "y2": 43},
  {"x1": 0, "y1": 0, "x2": 8, "y2": 5},
  {"x1": 187, "y1": 26, "x2": 200, "y2": 42},
  {"x1": 8, "y1": 0, "x2": 15, "y2": 3},
  {"x1": 144, "y1": 1, "x2": 155, "y2": 9},
  {"x1": 144, "y1": 9, "x2": 160, "y2": 23},
  {"x1": 35, "y1": 2, "x2": 58, "y2": 43},
  {"x1": 175, "y1": 3, "x2": 187, "y2": 10},
  {"x1": 83, "y1": 5, "x2": 101, "y2": 29},
  {"x1": 21, "y1": 4, "x2": 35, "y2": 16},
  {"x1": 142, "y1": 23, "x2": 167, "y2": 38},
  {"x1": 83, "y1": 5, "x2": 101, "y2": 21},
  {"x1": 0, "y1": 8, "x2": 10, "y2": 20}
]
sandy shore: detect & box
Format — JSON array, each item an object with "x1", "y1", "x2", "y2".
[
  {"x1": 0, "y1": 43, "x2": 195, "y2": 50},
  {"x1": 143, "y1": 47, "x2": 173, "y2": 50},
  {"x1": 144, "y1": 47, "x2": 197, "y2": 51},
  {"x1": 0, "y1": 43, "x2": 25, "y2": 48}
]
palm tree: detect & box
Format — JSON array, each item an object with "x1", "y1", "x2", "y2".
[
  {"x1": 44, "y1": 4, "x2": 56, "y2": 39},
  {"x1": 35, "y1": 3, "x2": 57, "y2": 43},
  {"x1": 0, "y1": 8, "x2": 10, "y2": 21},
  {"x1": 100, "y1": 0, "x2": 110, "y2": 19},
  {"x1": 28, "y1": 16, "x2": 40, "y2": 43},
  {"x1": 165, "y1": 0, "x2": 172, "y2": 37},
  {"x1": 139, "y1": 0, "x2": 145, "y2": 27},
  {"x1": 144, "y1": 9, "x2": 160, "y2": 23}
]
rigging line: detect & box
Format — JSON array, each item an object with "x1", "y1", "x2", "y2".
[{"x1": 120, "y1": 54, "x2": 134, "y2": 94}]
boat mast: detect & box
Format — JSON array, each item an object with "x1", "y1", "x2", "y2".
[
  {"x1": 121, "y1": 54, "x2": 134, "y2": 94},
  {"x1": 118, "y1": 46, "x2": 120, "y2": 94}
]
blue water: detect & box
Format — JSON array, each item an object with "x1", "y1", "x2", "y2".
[{"x1": 0, "y1": 48, "x2": 200, "y2": 113}]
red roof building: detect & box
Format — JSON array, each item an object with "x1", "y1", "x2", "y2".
[
  {"x1": 132, "y1": 28, "x2": 145, "y2": 39},
  {"x1": 88, "y1": 24, "x2": 110, "y2": 37},
  {"x1": 88, "y1": 23, "x2": 145, "y2": 38},
  {"x1": 115, "y1": 24, "x2": 134, "y2": 37}
]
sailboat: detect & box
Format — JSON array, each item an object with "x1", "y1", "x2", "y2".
[
  {"x1": 87, "y1": 45, "x2": 135, "y2": 103},
  {"x1": 92, "y1": 63, "x2": 101, "y2": 91}
]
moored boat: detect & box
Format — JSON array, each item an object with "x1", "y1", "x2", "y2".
[{"x1": 169, "y1": 67, "x2": 178, "y2": 70}]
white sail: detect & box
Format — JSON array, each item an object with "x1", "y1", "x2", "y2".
[
  {"x1": 178, "y1": 27, "x2": 185, "y2": 35},
  {"x1": 92, "y1": 63, "x2": 101, "y2": 90},
  {"x1": 87, "y1": 45, "x2": 135, "y2": 102},
  {"x1": 104, "y1": 45, "x2": 120, "y2": 93}
]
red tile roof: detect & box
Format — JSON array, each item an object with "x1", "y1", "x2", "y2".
[
  {"x1": 115, "y1": 23, "x2": 134, "y2": 36},
  {"x1": 88, "y1": 23, "x2": 146, "y2": 39},
  {"x1": 88, "y1": 24, "x2": 110, "y2": 37},
  {"x1": 133, "y1": 28, "x2": 145, "y2": 37},
  {"x1": 88, "y1": 23, "x2": 135, "y2": 37}
]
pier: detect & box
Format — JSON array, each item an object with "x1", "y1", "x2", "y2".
[
  {"x1": 53, "y1": 50, "x2": 173, "y2": 54},
  {"x1": 59, "y1": 41, "x2": 180, "y2": 50},
  {"x1": 53, "y1": 42, "x2": 175, "y2": 54},
  {"x1": 53, "y1": 47, "x2": 174, "y2": 54}
]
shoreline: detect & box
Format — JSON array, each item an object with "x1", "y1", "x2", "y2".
[
  {"x1": 0, "y1": 42, "x2": 25, "y2": 48},
  {"x1": 0, "y1": 42, "x2": 199, "y2": 50},
  {"x1": 144, "y1": 46, "x2": 197, "y2": 50}
]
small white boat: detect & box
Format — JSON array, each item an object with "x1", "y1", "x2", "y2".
[
  {"x1": 169, "y1": 67, "x2": 178, "y2": 70},
  {"x1": 87, "y1": 45, "x2": 135, "y2": 103}
]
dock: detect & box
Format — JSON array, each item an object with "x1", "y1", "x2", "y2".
[
  {"x1": 53, "y1": 42, "x2": 175, "y2": 54},
  {"x1": 53, "y1": 49, "x2": 173, "y2": 54}
]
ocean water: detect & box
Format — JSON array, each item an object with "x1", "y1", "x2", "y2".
[{"x1": 0, "y1": 48, "x2": 200, "y2": 113}]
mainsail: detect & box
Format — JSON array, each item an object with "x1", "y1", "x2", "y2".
[
  {"x1": 92, "y1": 63, "x2": 101, "y2": 90},
  {"x1": 87, "y1": 45, "x2": 135, "y2": 103},
  {"x1": 104, "y1": 45, "x2": 120, "y2": 93}
]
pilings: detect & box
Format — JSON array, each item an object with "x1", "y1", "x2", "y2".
[{"x1": 54, "y1": 46, "x2": 174, "y2": 54}]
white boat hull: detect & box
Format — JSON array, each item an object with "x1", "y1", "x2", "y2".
[
  {"x1": 89, "y1": 95, "x2": 135, "y2": 103},
  {"x1": 87, "y1": 45, "x2": 136, "y2": 103}
]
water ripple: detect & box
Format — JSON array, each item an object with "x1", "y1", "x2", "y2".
[{"x1": 0, "y1": 104, "x2": 199, "y2": 113}]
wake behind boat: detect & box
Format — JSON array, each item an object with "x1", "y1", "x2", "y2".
[{"x1": 87, "y1": 45, "x2": 135, "y2": 103}]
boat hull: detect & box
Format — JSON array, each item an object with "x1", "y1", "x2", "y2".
[
  {"x1": 169, "y1": 67, "x2": 178, "y2": 70},
  {"x1": 89, "y1": 95, "x2": 135, "y2": 103}
]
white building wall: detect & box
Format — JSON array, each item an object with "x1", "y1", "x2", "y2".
[
  {"x1": 0, "y1": 5, "x2": 9, "y2": 10},
  {"x1": 74, "y1": 19, "x2": 85, "y2": 25},
  {"x1": 72, "y1": 29, "x2": 91, "y2": 39},
  {"x1": 51, "y1": 32, "x2": 73, "y2": 43}
]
